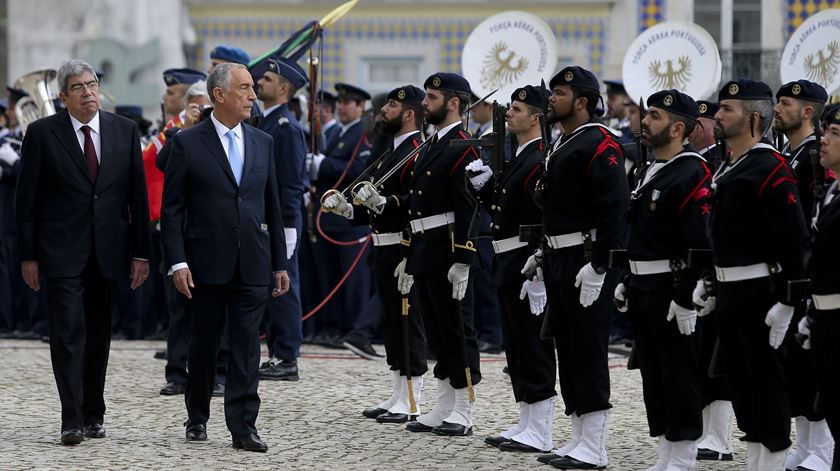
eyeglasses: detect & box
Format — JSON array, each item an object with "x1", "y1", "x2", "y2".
[{"x1": 67, "y1": 81, "x2": 100, "y2": 94}]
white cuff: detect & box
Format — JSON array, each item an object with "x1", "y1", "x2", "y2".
[{"x1": 168, "y1": 262, "x2": 189, "y2": 276}]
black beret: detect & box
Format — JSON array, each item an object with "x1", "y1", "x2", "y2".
[
  {"x1": 335, "y1": 82, "x2": 371, "y2": 101},
  {"x1": 387, "y1": 85, "x2": 425, "y2": 106},
  {"x1": 647, "y1": 89, "x2": 699, "y2": 120},
  {"x1": 549, "y1": 66, "x2": 600, "y2": 93},
  {"x1": 6, "y1": 86, "x2": 28, "y2": 103},
  {"x1": 718, "y1": 79, "x2": 773, "y2": 101},
  {"x1": 696, "y1": 100, "x2": 719, "y2": 119},
  {"x1": 423, "y1": 72, "x2": 471, "y2": 95},
  {"x1": 821, "y1": 103, "x2": 840, "y2": 127},
  {"x1": 511, "y1": 85, "x2": 550, "y2": 110},
  {"x1": 163, "y1": 68, "x2": 206, "y2": 86},
  {"x1": 604, "y1": 80, "x2": 627, "y2": 96},
  {"x1": 776, "y1": 80, "x2": 828, "y2": 104}
]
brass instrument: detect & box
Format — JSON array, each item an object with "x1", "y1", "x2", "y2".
[{"x1": 13, "y1": 67, "x2": 58, "y2": 134}]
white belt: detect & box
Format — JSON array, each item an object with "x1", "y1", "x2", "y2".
[
  {"x1": 492, "y1": 236, "x2": 528, "y2": 254},
  {"x1": 545, "y1": 229, "x2": 597, "y2": 249},
  {"x1": 409, "y1": 211, "x2": 455, "y2": 234},
  {"x1": 629, "y1": 259, "x2": 684, "y2": 275},
  {"x1": 714, "y1": 263, "x2": 771, "y2": 282},
  {"x1": 812, "y1": 293, "x2": 840, "y2": 311},
  {"x1": 371, "y1": 232, "x2": 401, "y2": 246}
]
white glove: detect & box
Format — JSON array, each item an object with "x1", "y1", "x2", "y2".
[
  {"x1": 447, "y1": 262, "x2": 471, "y2": 301},
  {"x1": 613, "y1": 282, "x2": 628, "y2": 313},
  {"x1": 303, "y1": 191, "x2": 311, "y2": 208},
  {"x1": 692, "y1": 279, "x2": 716, "y2": 317},
  {"x1": 0, "y1": 143, "x2": 20, "y2": 166},
  {"x1": 519, "y1": 279, "x2": 547, "y2": 315},
  {"x1": 307, "y1": 152, "x2": 325, "y2": 180},
  {"x1": 574, "y1": 263, "x2": 606, "y2": 307},
  {"x1": 394, "y1": 258, "x2": 413, "y2": 295},
  {"x1": 283, "y1": 228, "x2": 297, "y2": 260},
  {"x1": 667, "y1": 301, "x2": 697, "y2": 335},
  {"x1": 355, "y1": 183, "x2": 386, "y2": 214},
  {"x1": 765, "y1": 302, "x2": 795, "y2": 349},
  {"x1": 321, "y1": 192, "x2": 353, "y2": 219},
  {"x1": 520, "y1": 249, "x2": 543, "y2": 280},
  {"x1": 797, "y1": 316, "x2": 812, "y2": 350},
  {"x1": 465, "y1": 159, "x2": 492, "y2": 190}
]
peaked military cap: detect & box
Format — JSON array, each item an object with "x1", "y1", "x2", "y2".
[
  {"x1": 776, "y1": 80, "x2": 828, "y2": 104},
  {"x1": 696, "y1": 100, "x2": 719, "y2": 119},
  {"x1": 6, "y1": 86, "x2": 27, "y2": 103},
  {"x1": 549, "y1": 66, "x2": 600, "y2": 93},
  {"x1": 210, "y1": 45, "x2": 251, "y2": 65},
  {"x1": 267, "y1": 58, "x2": 309, "y2": 89},
  {"x1": 647, "y1": 89, "x2": 699, "y2": 120},
  {"x1": 388, "y1": 85, "x2": 425, "y2": 105},
  {"x1": 163, "y1": 68, "x2": 206, "y2": 86},
  {"x1": 511, "y1": 84, "x2": 551, "y2": 110},
  {"x1": 718, "y1": 79, "x2": 773, "y2": 101},
  {"x1": 335, "y1": 82, "x2": 371, "y2": 101},
  {"x1": 423, "y1": 72, "x2": 471, "y2": 95},
  {"x1": 604, "y1": 80, "x2": 627, "y2": 96}
]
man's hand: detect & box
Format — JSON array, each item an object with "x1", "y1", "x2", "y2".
[
  {"x1": 613, "y1": 282, "x2": 629, "y2": 313},
  {"x1": 272, "y1": 271, "x2": 290, "y2": 297},
  {"x1": 21, "y1": 260, "x2": 40, "y2": 291},
  {"x1": 394, "y1": 258, "x2": 414, "y2": 294},
  {"x1": 130, "y1": 259, "x2": 150, "y2": 290},
  {"x1": 520, "y1": 249, "x2": 543, "y2": 280},
  {"x1": 667, "y1": 301, "x2": 697, "y2": 335},
  {"x1": 0, "y1": 143, "x2": 20, "y2": 166},
  {"x1": 797, "y1": 316, "x2": 812, "y2": 350},
  {"x1": 307, "y1": 153, "x2": 326, "y2": 181},
  {"x1": 321, "y1": 191, "x2": 353, "y2": 218},
  {"x1": 447, "y1": 262, "x2": 470, "y2": 300},
  {"x1": 574, "y1": 262, "x2": 606, "y2": 307},
  {"x1": 519, "y1": 279, "x2": 547, "y2": 315},
  {"x1": 692, "y1": 279, "x2": 716, "y2": 316},
  {"x1": 355, "y1": 183, "x2": 386, "y2": 214},
  {"x1": 765, "y1": 302, "x2": 795, "y2": 349},
  {"x1": 173, "y1": 267, "x2": 194, "y2": 299},
  {"x1": 465, "y1": 160, "x2": 492, "y2": 190},
  {"x1": 183, "y1": 104, "x2": 205, "y2": 129}
]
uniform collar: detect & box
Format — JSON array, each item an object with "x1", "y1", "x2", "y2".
[
  {"x1": 436, "y1": 121, "x2": 461, "y2": 140},
  {"x1": 392, "y1": 130, "x2": 419, "y2": 150}
]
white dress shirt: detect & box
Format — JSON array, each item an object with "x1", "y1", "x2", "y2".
[{"x1": 68, "y1": 111, "x2": 101, "y2": 163}]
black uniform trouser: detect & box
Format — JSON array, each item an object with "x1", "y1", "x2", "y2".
[
  {"x1": 811, "y1": 310, "x2": 840, "y2": 448},
  {"x1": 185, "y1": 269, "x2": 265, "y2": 438},
  {"x1": 716, "y1": 278, "x2": 791, "y2": 452},
  {"x1": 45, "y1": 256, "x2": 115, "y2": 431},
  {"x1": 373, "y1": 247, "x2": 427, "y2": 377},
  {"x1": 473, "y1": 237, "x2": 502, "y2": 345},
  {"x1": 627, "y1": 286, "x2": 703, "y2": 440},
  {"x1": 413, "y1": 272, "x2": 480, "y2": 388},
  {"x1": 497, "y1": 283, "x2": 556, "y2": 404},
  {"x1": 543, "y1": 249, "x2": 613, "y2": 416},
  {"x1": 697, "y1": 311, "x2": 730, "y2": 405},
  {"x1": 164, "y1": 275, "x2": 190, "y2": 385},
  {"x1": 786, "y1": 303, "x2": 823, "y2": 420}
]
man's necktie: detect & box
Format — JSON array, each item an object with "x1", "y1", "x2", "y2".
[
  {"x1": 226, "y1": 130, "x2": 243, "y2": 185},
  {"x1": 80, "y1": 125, "x2": 99, "y2": 180}
]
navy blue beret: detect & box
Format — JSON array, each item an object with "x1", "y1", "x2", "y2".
[
  {"x1": 776, "y1": 79, "x2": 827, "y2": 104},
  {"x1": 387, "y1": 85, "x2": 425, "y2": 105},
  {"x1": 718, "y1": 79, "x2": 773, "y2": 101},
  {"x1": 335, "y1": 82, "x2": 371, "y2": 101},
  {"x1": 822, "y1": 103, "x2": 840, "y2": 127},
  {"x1": 511, "y1": 85, "x2": 550, "y2": 110},
  {"x1": 423, "y1": 72, "x2": 471, "y2": 95},
  {"x1": 210, "y1": 45, "x2": 251, "y2": 66},
  {"x1": 163, "y1": 68, "x2": 206, "y2": 86},
  {"x1": 267, "y1": 58, "x2": 308, "y2": 89},
  {"x1": 115, "y1": 105, "x2": 143, "y2": 117},
  {"x1": 549, "y1": 66, "x2": 600, "y2": 93},
  {"x1": 647, "y1": 89, "x2": 699, "y2": 120}
]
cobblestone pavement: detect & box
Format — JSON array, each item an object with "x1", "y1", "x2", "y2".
[{"x1": 0, "y1": 339, "x2": 747, "y2": 470}]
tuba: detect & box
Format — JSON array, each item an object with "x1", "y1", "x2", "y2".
[{"x1": 14, "y1": 67, "x2": 58, "y2": 135}]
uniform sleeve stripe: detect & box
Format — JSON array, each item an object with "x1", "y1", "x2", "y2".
[
  {"x1": 449, "y1": 146, "x2": 479, "y2": 176},
  {"x1": 523, "y1": 163, "x2": 542, "y2": 192},
  {"x1": 679, "y1": 173, "x2": 711, "y2": 214},
  {"x1": 587, "y1": 137, "x2": 621, "y2": 174},
  {"x1": 758, "y1": 161, "x2": 788, "y2": 197}
]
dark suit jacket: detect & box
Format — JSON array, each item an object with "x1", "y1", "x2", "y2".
[
  {"x1": 15, "y1": 109, "x2": 151, "y2": 279},
  {"x1": 160, "y1": 117, "x2": 287, "y2": 286}
]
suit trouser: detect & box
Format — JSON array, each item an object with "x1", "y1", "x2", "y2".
[
  {"x1": 372, "y1": 247, "x2": 427, "y2": 377},
  {"x1": 265, "y1": 223, "x2": 302, "y2": 361},
  {"x1": 164, "y1": 275, "x2": 190, "y2": 385},
  {"x1": 413, "y1": 272, "x2": 480, "y2": 388},
  {"x1": 186, "y1": 274, "x2": 266, "y2": 438},
  {"x1": 45, "y1": 256, "x2": 115, "y2": 431},
  {"x1": 543, "y1": 249, "x2": 613, "y2": 416},
  {"x1": 627, "y1": 286, "x2": 703, "y2": 440},
  {"x1": 497, "y1": 282, "x2": 556, "y2": 404},
  {"x1": 716, "y1": 278, "x2": 791, "y2": 451},
  {"x1": 697, "y1": 311, "x2": 730, "y2": 405},
  {"x1": 786, "y1": 303, "x2": 823, "y2": 420},
  {"x1": 811, "y1": 310, "x2": 840, "y2": 448}
]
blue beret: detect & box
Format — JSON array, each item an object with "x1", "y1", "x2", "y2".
[
  {"x1": 511, "y1": 84, "x2": 550, "y2": 110},
  {"x1": 696, "y1": 100, "x2": 719, "y2": 119},
  {"x1": 718, "y1": 79, "x2": 773, "y2": 101},
  {"x1": 210, "y1": 45, "x2": 251, "y2": 65},
  {"x1": 549, "y1": 66, "x2": 600, "y2": 93},
  {"x1": 335, "y1": 82, "x2": 371, "y2": 101},
  {"x1": 163, "y1": 68, "x2": 206, "y2": 86},
  {"x1": 776, "y1": 80, "x2": 827, "y2": 104},
  {"x1": 822, "y1": 103, "x2": 840, "y2": 127},
  {"x1": 647, "y1": 90, "x2": 699, "y2": 120},
  {"x1": 267, "y1": 58, "x2": 308, "y2": 89},
  {"x1": 387, "y1": 85, "x2": 425, "y2": 105},
  {"x1": 423, "y1": 72, "x2": 471, "y2": 95}
]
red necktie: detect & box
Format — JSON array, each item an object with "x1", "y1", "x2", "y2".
[{"x1": 80, "y1": 125, "x2": 99, "y2": 180}]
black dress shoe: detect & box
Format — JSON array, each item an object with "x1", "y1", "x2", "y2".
[
  {"x1": 362, "y1": 407, "x2": 388, "y2": 419},
  {"x1": 406, "y1": 421, "x2": 435, "y2": 433},
  {"x1": 160, "y1": 381, "x2": 186, "y2": 396},
  {"x1": 259, "y1": 359, "x2": 299, "y2": 381},
  {"x1": 502, "y1": 365, "x2": 510, "y2": 375},
  {"x1": 212, "y1": 383, "x2": 224, "y2": 397},
  {"x1": 432, "y1": 421, "x2": 473, "y2": 436},
  {"x1": 549, "y1": 456, "x2": 606, "y2": 469},
  {"x1": 184, "y1": 421, "x2": 207, "y2": 441},
  {"x1": 83, "y1": 423, "x2": 106, "y2": 438},
  {"x1": 499, "y1": 440, "x2": 543, "y2": 452},
  {"x1": 696, "y1": 448, "x2": 734, "y2": 461},
  {"x1": 232, "y1": 433, "x2": 268, "y2": 452},
  {"x1": 342, "y1": 337, "x2": 384, "y2": 360},
  {"x1": 485, "y1": 435, "x2": 509, "y2": 448},
  {"x1": 477, "y1": 340, "x2": 503, "y2": 354},
  {"x1": 376, "y1": 412, "x2": 415, "y2": 424},
  {"x1": 153, "y1": 349, "x2": 166, "y2": 360},
  {"x1": 538, "y1": 453, "x2": 562, "y2": 464},
  {"x1": 60, "y1": 429, "x2": 83, "y2": 445}
]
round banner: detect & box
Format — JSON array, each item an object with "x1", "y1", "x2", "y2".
[
  {"x1": 461, "y1": 11, "x2": 559, "y2": 103},
  {"x1": 780, "y1": 8, "x2": 840, "y2": 95},
  {"x1": 622, "y1": 21, "x2": 721, "y2": 104}
]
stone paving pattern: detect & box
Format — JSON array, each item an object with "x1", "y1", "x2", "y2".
[{"x1": 0, "y1": 340, "x2": 748, "y2": 470}]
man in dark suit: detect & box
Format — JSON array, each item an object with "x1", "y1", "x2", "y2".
[
  {"x1": 161, "y1": 62, "x2": 289, "y2": 453},
  {"x1": 15, "y1": 59, "x2": 152, "y2": 445}
]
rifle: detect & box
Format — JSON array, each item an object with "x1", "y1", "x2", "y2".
[
  {"x1": 306, "y1": 34, "x2": 322, "y2": 243},
  {"x1": 452, "y1": 101, "x2": 508, "y2": 191},
  {"x1": 631, "y1": 96, "x2": 650, "y2": 184}
]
